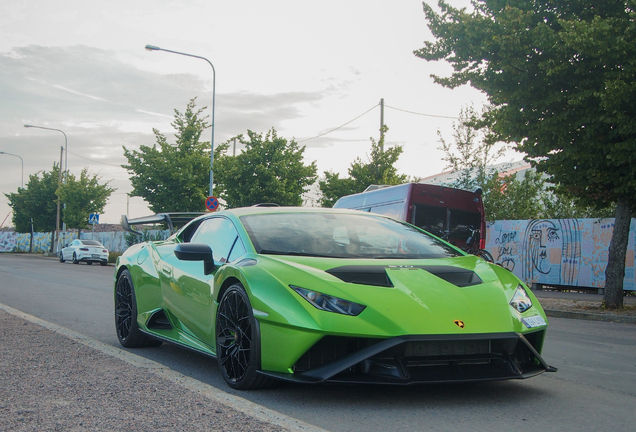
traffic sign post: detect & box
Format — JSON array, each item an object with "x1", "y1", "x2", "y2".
[
  {"x1": 89, "y1": 214, "x2": 99, "y2": 224},
  {"x1": 205, "y1": 196, "x2": 219, "y2": 212}
]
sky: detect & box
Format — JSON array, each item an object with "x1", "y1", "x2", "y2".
[{"x1": 0, "y1": 0, "x2": 519, "y2": 226}]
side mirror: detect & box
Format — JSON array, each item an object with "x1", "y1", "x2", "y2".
[{"x1": 174, "y1": 243, "x2": 216, "y2": 275}]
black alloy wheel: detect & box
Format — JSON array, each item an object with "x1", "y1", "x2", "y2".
[
  {"x1": 216, "y1": 284, "x2": 276, "y2": 390},
  {"x1": 59, "y1": 252, "x2": 65, "y2": 263},
  {"x1": 114, "y1": 269, "x2": 162, "y2": 348},
  {"x1": 72, "y1": 253, "x2": 79, "y2": 264}
]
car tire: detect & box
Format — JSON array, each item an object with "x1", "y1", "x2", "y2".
[
  {"x1": 59, "y1": 253, "x2": 65, "y2": 263},
  {"x1": 72, "y1": 253, "x2": 79, "y2": 264},
  {"x1": 115, "y1": 269, "x2": 163, "y2": 348},
  {"x1": 216, "y1": 283, "x2": 277, "y2": 390},
  {"x1": 100, "y1": 262, "x2": 108, "y2": 266},
  {"x1": 86, "y1": 261, "x2": 93, "y2": 265}
]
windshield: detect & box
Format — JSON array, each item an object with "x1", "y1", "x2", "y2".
[
  {"x1": 240, "y1": 213, "x2": 461, "y2": 259},
  {"x1": 80, "y1": 240, "x2": 103, "y2": 246}
]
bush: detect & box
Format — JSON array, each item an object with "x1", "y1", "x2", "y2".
[{"x1": 108, "y1": 251, "x2": 122, "y2": 263}]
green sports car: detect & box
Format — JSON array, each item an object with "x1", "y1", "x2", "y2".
[{"x1": 114, "y1": 206, "x2": 556, "y2": 390}]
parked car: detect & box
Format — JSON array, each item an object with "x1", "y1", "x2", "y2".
[
  {"x1": 59, "y1": 239, "x2": 108, "y2": 266},
  {"x1": 115, "y1": 207, "x2": 555, "y2": 390}
]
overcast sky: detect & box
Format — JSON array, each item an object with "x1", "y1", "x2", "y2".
[{"x1": 0, "y1": 0, "x2": 519, "y2": 226}]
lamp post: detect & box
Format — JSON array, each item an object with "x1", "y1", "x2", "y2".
[
  {"x1": 24, "y1": 125, "x2": 68, "y2": 253},
  {"x1": 145, "y1": 44, "x2": 216, "y2": 197},
  {"x1": 24, "y1": 125, "x2": 67, "y2": 183},
  {"x1": 0, "y1": 151, "x2": 24, "y2": 188}
]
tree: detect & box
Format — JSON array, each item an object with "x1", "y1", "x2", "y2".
[
  {"x1": 123, "y1": 98, "x2": 210, "y2": 213},
  {"x1": 416, "y1": 0, "x2": 636, "y2": 308},
  {"x1": 213, "y1": 128, "x2": 317, "y2": 208},
  {"x1": 57, "y1": 168, "x2": 115, "y2": 230},
  {"x1": 5, "y1": 163, "x2": 61, "y2": 233},
  {"x1": 437, "y1": 105, "x2": 507, "y2": 190},
  {"x1": 438, "y1": 106, "x2": 614, "y2": 220},
  {"x1": 319, "y1": 126, "x2": 408, "y2": 207}
]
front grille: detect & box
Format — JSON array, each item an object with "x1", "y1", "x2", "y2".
[
  {"x1": 404, "y1": 339, "x2": 490, "y2": 357},
  {"x1": 293, "y1": 336, "x2": 381, "y2": 372},
  {"x1": 292, "y1": 330, "x2": 548, "y2": 383}
]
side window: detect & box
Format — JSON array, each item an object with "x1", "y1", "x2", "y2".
[
  {"x1": 191, "y1": 217, "x2": 245, "y2": 264},
  {"x1": 228, "y1": 238, "x2": 246, "y2": 263}
]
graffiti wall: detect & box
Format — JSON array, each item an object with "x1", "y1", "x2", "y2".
[
  {"x1": 485, "y1": 218, "x2": 636, "y2": 290},
  {"x1": 0, "y1": 232, "x2": 74, "y2": 253},
  {"x1": 0, "y1": 230, "x2": 168, "y2": 253}
]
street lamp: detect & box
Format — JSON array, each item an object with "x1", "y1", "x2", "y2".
[
  {"x1": 0, "y1": 151, "x2": 24, "y2": 188},
  {"x1": 145, "y1": 44, "x2": 216, "y2": 197},
  {"x1": 24, "y1": 125, "x2": 68, "y2": 183},
  {"x1": 24, "y1": 124, "x2": 68, "y2": 253}
]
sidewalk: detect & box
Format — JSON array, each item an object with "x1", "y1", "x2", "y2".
[
  {"x1": 533, "y1": 289, "x2": 636, "y2": 324},
  {"x1": 0, "y1": 304, "x2": 324, "y2": 432}
]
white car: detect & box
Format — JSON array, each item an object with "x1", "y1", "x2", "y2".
[{"x1": 59, "y1": 239, "x2": 109, "y2": 266}]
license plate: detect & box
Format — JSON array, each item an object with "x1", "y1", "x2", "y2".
[
  {"x1": 522, "y1": 316, "x2": 546, "y2": 328},
  {"x1": 92, "y1": 254, "x2": 100, "y2": 257}
]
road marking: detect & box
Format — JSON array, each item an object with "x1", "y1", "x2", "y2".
[{"x1": 0, "y1": 302, "x2": 329, "y2": 432}]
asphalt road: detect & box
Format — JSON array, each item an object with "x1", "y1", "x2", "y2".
[{"x1": 1, "y1": 253, "x2": 635, "y2": 432}]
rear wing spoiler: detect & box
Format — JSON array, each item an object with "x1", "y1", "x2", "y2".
[{"x1": 121, "y1": 212, "x2": 206, "y2": 235}]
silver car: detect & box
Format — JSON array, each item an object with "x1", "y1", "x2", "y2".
[{"x1": 59, "y1": 239, "x2": 109, "y2": 266}]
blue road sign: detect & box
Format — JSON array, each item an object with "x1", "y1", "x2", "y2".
[
  {"x1": 89, "y1": 214, "x2": 99, "y2": 224},
  {"x1": 206, "y1": 196, "x2": 219, "y2": 211}
]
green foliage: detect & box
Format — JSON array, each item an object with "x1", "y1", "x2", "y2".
[
  {"x1": 437, "y1": 106, "x2": 614, "y2": 220},
  {"x1": 481, "y1": 170, "x2": 613, "y2": 221},
  {"x1": 214, "y1": 129, "x2": 317, "y2": 208},
  {"x1": 108, "y1": 251, "x2": 122, "y2": 263},
  {"x1": 437, "y1": 104, "x2": 508, "y2": 191},
  {"x1": 57, "y1": 168, "x2": 115, "y2": 230},
  {"x1": 123, "y1": 98, "x2": 211, "y2": 213},
  {"x1": 417, "y1": 0, "x2": 636, "y2": 306},
  {"x1": 319, "y1": 126, "x2": 408, "y2": 207},
  {"x1": 4, "y1": 163, "x2": 61, "y2": 233},
  {"x1": 416, "y1": 0, "x2": 636, "y2": 212}
]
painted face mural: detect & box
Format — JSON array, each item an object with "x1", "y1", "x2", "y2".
[
  {"x1": 522, "y1": 219, "x2": 581, "y2": 285},
  {"x1": 529, "y1": 220, "x2": 560, "y2": 274}
]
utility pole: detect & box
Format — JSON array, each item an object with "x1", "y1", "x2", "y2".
[
  {"x1": 233, "y1": 138, "x2": 237, "y2": 157},
  {"x1": 380, "y1": 98, "x2": 385, "y2": 152},
  {"x1": 54, "y1": 146, "x2": 63, "y2": 254}
]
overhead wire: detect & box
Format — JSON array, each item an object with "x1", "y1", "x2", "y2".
[
  {"x1": 384, "y1": 104, "x2": 459, "y2": 120},
  {"x1": 297, "y1": 104, "x2": 378, "y2": 143}
]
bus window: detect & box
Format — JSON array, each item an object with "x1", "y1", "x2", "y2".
[
  {"x1": 449, "y1": 209, "x2": 481, "y2": 242},
  {"x1": 413, "y1": 204, "x2": 447, "y2": 238}
]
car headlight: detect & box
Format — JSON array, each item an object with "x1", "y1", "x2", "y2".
[
  {"x1": 291, "y1": 285, "x2": 366, "y2": 316},
  {"x1": 510, "y1": 284, "x2": 533, "y2": 313}
]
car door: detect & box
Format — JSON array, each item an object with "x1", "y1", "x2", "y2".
[
  {"x1": 162, "y1": 217, "x2": 246, "y2": 346},
  {"x1": 65, "y1": 240, "x2": 79, "y2": 260}
]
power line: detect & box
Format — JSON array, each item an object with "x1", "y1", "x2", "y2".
[
  {"x1": 297, "y1": 105, "x2": 378, "y2": 143},
  {"x1": 385, "y1": 104, "x2": 459, "y2": 120},
  {"x1": 67, "y1": 150, "x2": 125, "y2": 168}
]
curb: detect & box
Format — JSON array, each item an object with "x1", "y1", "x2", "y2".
[
  {"x1": 545, "y1": 309, "x2": 636, "y2": 324},
  {"x1": 0, "y1": 302, "x2": 328, "y2": 432}
]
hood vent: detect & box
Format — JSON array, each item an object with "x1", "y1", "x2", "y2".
[
  {"x1": 326, "y1": 266, "x2": 394, "y2": 287},
  {"x1": 418, "y1": 265, "x2": 483, "y2": 287},
  {"x1": 326, "y1": 265, "x2": 482, "y2": 288}
]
